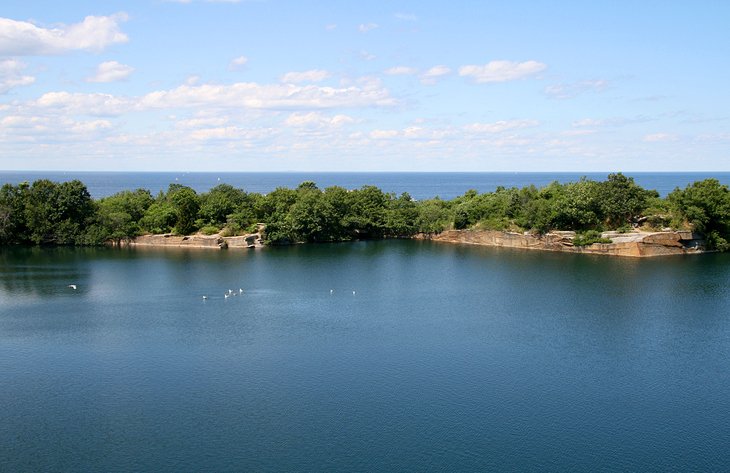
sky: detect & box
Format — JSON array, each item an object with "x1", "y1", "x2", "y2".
[{"x1": 0, "y1": 0, "x2": 728, "y2": 172}]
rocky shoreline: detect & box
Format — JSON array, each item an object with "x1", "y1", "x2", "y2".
[
  {"x1": 416, "y1": 229, "x2": 706, "y2": 257},
  {"x1": 128, "y1": 232, "x2": 264, "y2": 249},
  {"x1": 124, "y1": 229, "x2": 706, "y2": 257}
]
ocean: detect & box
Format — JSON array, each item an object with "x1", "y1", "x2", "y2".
[{"x1": 2, "y1": 171, "x2": 729, "y2": 200}]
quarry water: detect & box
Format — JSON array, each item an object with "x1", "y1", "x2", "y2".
[{"x1": 2, "y1": 241, "x2": 730, "y2": 471}]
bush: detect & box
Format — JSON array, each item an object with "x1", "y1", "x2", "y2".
[
  {"x1": 573, "y1": 230, "x2": 612, "y2": 246},
  {"x1": 200, "y1": 225, "x2": 220, "y2": 235}
]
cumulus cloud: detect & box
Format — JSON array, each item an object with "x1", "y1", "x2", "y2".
[
  {"x1": 228, "y1": 55, "x2": 248, "y2": 70},
  {"x1": 359, "y1": 50, "x2": 376, "y2": 61},
  {"x1": 141, "y1": 81, "x2": 395, "y2": 110},
  {"x1": 394, "y1": 13, "x2": 418, "y2": 21},
  {"x1": 572, "y1": 116, "x2": 653, "y2": 128},
  {"x1": 0, "y1": 13, "x2": 129, "y2": 56},
  {"x1": 420, "y1": 65, "x2": 451, "y2": 85},
  {"x1": 284, "y1": 112, "x2": 354, "y2": 128},
  {"x1": 28, "y1": 78, "x2": 396, "y2": 116},
  {"x1": 175, "y1": 116, "x2": 229, "y2": 129},
  {"x1": 370, "y1": 129, "x2": 399, "y2": 139},
  {"x1": 544, "y1": 80, "x2": 608, "y2": 99},
  {"x1": 458, "y1": 60, "x2": 546, "y2": 83},
  {"x1": 464, "y1": 119, "x2": 540, "y2": 133},
  {"x1": 189, "y1": 126, "x2": 276, "y2": 142},
  {"x1": 280, "y1": 69, "x2": 330, "y2": 83},
  {"x1": 0, "y1": 59, "x2": 35, "y2": 93},
  {"x1": 86, "y1": 61, "x2": 134, "y2": 83},
  {"x1": 561, "y1": 129, "x2": 597, "y2": 136},
  {"x1": 384, "y1": 66, "x2": 418, "y2": 76},
  {"x1": 34, "y1": 91, "x2": 132, "y2": 116},
  {"x1": 358, "y1": 23, "x2": 378, "y2": 33},
  {"x1": 164, "y1": 0, "x2": 243, "y2": 3},
  {"x1": 643, "y1": 133, "x2": 678, "y2": 142}
]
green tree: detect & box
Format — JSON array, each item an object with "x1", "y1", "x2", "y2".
[
  {"x1": 385, "y1": 192, "x2": 419, "y2": 236},
  {"x1": 199, "y1": 184, "x2": 248, "y2": 226},
  {"x1": 668, "y1": 179, "x2": 730, "y2": 249},
  {"x1": 0, "y1": 182, "x2": 29, "y2": 245},
  {"x1": 24, "y1": 179, "x2": 94, "y2": 245},
  {"x1": 168, "y1": 185, "x2": 200, "y2": 235},
  {"x1": 598, "y1": 173, "x2": 655, "y2": 227}
]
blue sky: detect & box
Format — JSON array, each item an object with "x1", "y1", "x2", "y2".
[{"x1": 1, "y1": 0, "x2": 728, "y2": 171}]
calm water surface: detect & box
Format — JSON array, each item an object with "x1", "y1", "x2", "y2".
[
  {"x1": 2, "y1": 241, "x2": 730, "y2": 471},
  {"x1": 2, "y1": 171, "x2": 729, "y2": 199}
]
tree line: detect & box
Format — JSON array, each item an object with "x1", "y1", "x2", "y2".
[{"x1": 1, "y1": 174, "x2": 729, "y2": 250}]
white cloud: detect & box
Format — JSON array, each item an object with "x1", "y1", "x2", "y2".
[
  {"x1": 228, "y1": 55, "x2": 248, "y2": 70},
  {"x1": 464, "y1": 119, "x2": 540, "y2": 133},
  {"x1": 420, "y1": 65, "x2": 451, "y2": 85},
  {"x1": 370, "y1": 129, "x2": 399, "y2": 139},
  {"x1": 86, "y1": 61, "x2": 134, "y2": 83},
  {"x1": 0, "y1": 13, "x2": 129, "y2": 56},
  {"x1": 140, "y1": 82, "x2": 372, "y2": 110},
  {"x1": 560, "y1": 129, "x2": 597, "y2": 136},
  {"x1": 359, "y1": 50, "x2": 376, "y2": 61},
  {"x1": 643, "y1": 133, "x2": 678, "y2": 142},
  {"x1": 34, "y1": 91, "x2": 132, "y2": 116},
  {"x1": 185, "y1": 75, "x2": 201, "y2": 86},
  {"x1": 70, "y1": 119, "x2": 113, "y2": 133},
  {"x1": 280, "y1": 69, "x2": 330, "y2": 84},
  {"x1": 384, "y1": 66, "x2": 418, "y2": 76},
  {"x1": 394, "y1": 13, "x2": 418, "y2": 21},
  {"x1": 29, "y1": 79, "x2": 396, "y2": 116},
  {"x1": 572, "y1": 118, "x2": 604, "y2": 127},
  {"x1": 189, "y1": 126, "x2": 275, "y2": 142},
  {"x1": 545, "y1": 80, "x2": 608, "y2": 99},
  {"x1": 458, "y1": 60, "x2": 546, "y2": 83},
  {"x1": 358, "y1": 23, "x2": 378, "y2": 33},
  {"x1": 572, "y1": 116, "x2": 653, "y2": 128},
  {"x1": 175, "y1": 117, "x2": 229, "y2": 129},
  {"x1": 0, "y1": 59, "x2": 35, "y2": 93},
  {"x1": 284, "y1": 112, "x2": 354, "y2": 128},
  {"x1": 164, "y1": 0, "x2": 243, "y2": 3}
]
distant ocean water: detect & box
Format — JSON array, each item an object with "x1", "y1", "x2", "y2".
[{"x1": 1, "y1": 171, "x2": 729, "y2": 200}]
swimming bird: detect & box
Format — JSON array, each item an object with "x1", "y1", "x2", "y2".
[
  {"x1": 239, "y1": 288, "x2": 243, "y2": 294},
  {"x1": 68, "y1": 284, "x2": 77, "y2": 290},
  {"x1": 330, "y1": 289, "x2": 334, "y2": 294},
  {"x1": 352, "y1": 290, "x2": 356, "y2": 295},
  {"x1": 224, "y1": 293, "x2": 230, "y2": 299},
  {"x1": 202, "y1": 296, "x2": 208, "y2": 300}
]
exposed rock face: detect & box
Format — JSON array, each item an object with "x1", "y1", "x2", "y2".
[
  {"x1": 416, "y1": 230, "x2": 705, "y2": 257},
  {"x1": 129, "y1": 232, "x2": 264, "y2": 249}
]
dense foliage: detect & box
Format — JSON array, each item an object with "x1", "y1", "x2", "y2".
[{"x1": 2, "y1": 174, "x2": 730, "y2": 250}]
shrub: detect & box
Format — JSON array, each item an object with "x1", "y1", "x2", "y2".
[
  {"x1": 573, "y1": 230, "x2": 612, "y2": 246},
  {"x1": 200, "y1": 225, "x2": 220, "y2": 235}
]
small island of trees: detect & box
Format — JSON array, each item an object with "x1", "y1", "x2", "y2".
[{"x1": 1, "y1": 173, "x2": 729, "y2": 251}]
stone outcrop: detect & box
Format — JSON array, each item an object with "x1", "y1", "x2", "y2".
[
  {"x1": 416, "y1": 230, "x2": 705, "y2": 257},
  {"x1": 129, "y1": 232, "x2": 264, "y2": 249}
]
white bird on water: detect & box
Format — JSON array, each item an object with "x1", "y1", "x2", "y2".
[
  {"x1": 202, "y1": 296, "x2": 208, "y2": 300},
  {"x1": 239, "y1": 288, "x2": 243, "y2": 294},
  {"x1": 330, "y1": 289, "x2": 334, "y2": 295},
  {"x1": 224, "y1": 293, "x2": 230, "y2": 299},
  {"x1": 352, "y1": 290, "x2": 356, "y2": 295},
  {"x1": 68, "y1": 284, "x2": 77, "y2": 290}
]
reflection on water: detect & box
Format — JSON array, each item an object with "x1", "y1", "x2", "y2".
[{"x1": 1, "y1": 242, "x2": 730, "y2": 472}]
